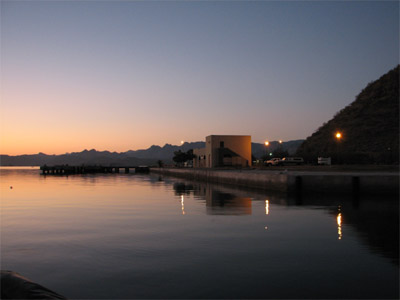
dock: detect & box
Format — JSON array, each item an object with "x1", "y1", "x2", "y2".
[{"x1": 40, "y1": 165, "x2": 149, "y2": 175}]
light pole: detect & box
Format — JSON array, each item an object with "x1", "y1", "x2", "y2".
[{"x1": 335, "y1": 131, "x2": 342, "y2": 163}]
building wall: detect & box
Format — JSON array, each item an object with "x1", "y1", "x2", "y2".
[
  {"x1": 209, "y1": 135, "x2": 251, "y2": 168},
  {"x1": 193, "y1": 148, "x2": 206, "y2": 168},
  {"x1": 196, "y1": 135, "x2": 250, "y2": 168},
  {"x1": 205, "y1": 136, "x2": 213, "y2": 168},
  {"x1": 194, "y1": 135, "x2": 252, "y2": 168}
]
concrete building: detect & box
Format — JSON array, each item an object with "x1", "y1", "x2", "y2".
[{"x1": 193, "y1": 135, "x2": 252, "y2": 168}]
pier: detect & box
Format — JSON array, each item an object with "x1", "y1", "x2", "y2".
[{"x1": 40, "y1": 165, "x2": 149, "y2": 175}]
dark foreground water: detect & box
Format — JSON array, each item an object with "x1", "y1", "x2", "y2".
[{"x1": 1, "y1": 167, "x2": 398, "y2": 299}]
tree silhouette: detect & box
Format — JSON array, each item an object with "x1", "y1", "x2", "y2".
[{"x1": 173, "y1": 149, "x2": 195, "y2": 166}]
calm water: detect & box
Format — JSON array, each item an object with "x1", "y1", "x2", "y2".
[{"x1": 1, "y1": 167, "x2": 398, "y2": 299}]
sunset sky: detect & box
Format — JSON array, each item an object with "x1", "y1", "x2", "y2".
[{"x1": 1, "y1": 1, "x2": 398, "y2": 155}]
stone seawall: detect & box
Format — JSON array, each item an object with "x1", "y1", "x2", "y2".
[
  {"x1": 152, "y1": 168, "x2": 288, "y2": 192},
  {"x1": 151, "y1": 168, "x2": 399, "y2": 195}
]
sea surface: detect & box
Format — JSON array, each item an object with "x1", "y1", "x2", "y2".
[{"x1": 1, "y1": 167, "x2": 398, "y2": 299}]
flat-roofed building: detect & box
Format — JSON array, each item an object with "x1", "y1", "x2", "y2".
[{"x1": 193, "y1": 135, "x2": 251, "y2": 168}]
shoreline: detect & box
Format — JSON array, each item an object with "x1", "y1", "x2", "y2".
[{"x1": 151, "y1": 167, "x2": 399, "y2": 196}]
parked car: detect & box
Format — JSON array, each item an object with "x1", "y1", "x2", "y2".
[
  {"x1": 281, "y1": 157, "x2": 304, "y2": 165},
  {"x1": 184, "y1": 161, "x2": 193, "y2": 168},
  {"x1": 318, "y1": 157, "x2": 331, "y2": 165},
  {"x1": 265, "y1": 158, "x2": 282, "y2": 166}
]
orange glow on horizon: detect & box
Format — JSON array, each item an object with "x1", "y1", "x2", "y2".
[{"x1": 0, "y1": 134, "x2": 192, "y2": 156}]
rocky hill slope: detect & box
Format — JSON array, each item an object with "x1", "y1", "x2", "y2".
[{"x1": 297, "y1": 65, "x2": 399, "y2": 164}]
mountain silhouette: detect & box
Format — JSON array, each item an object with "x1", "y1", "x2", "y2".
[
  {"x1": 1, "y1": 140, "x2": 303, "y2": 166},
  {"x1": 296, "y1": 65, "x2": 399, "y2": 164}
]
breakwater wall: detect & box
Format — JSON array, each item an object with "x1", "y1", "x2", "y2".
[{"x1": 151, "y1": 168, "x2": 399, "y2": 195}]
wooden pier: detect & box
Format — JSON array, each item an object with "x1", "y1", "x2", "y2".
[{"x1": 40, "y1": 165, "x2": 149, "y2": 175}]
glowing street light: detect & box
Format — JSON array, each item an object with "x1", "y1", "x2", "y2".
[
  {"x1": 335, "y1": 132, "x2": 342, "y2": 140},
  {"x1": 264, "y1": 141, "x2": 270, "y2": 160}
]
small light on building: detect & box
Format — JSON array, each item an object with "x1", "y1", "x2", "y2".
[{"x1": 335, "y1": 132, "x2": 342, "y2": 139}]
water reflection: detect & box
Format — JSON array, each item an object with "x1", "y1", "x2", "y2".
[
  {"x1": 173, "y1": 182, "x2": 252, "y2": 215},
  {"x1": 337, "y1": 210, "x2": 342, "y2": 240},
  {"x1": 180, "y1": 195, "x2": 185, "y2": 215},
  {"x1": 1, "y1": 169, "x2": 398, "y2": 299},
  {"x1": 331, "y1": 197, "x2": 399, "y2": 265},
  {"x1": 170, "y1": 178, "x2": 398, "y2": 265},
  {"x1": 173, "y1": 182, "x2": 193, "y2": 196},
  {"x1": 205, "y1": 192, "x2": 252, "y2": 215}
]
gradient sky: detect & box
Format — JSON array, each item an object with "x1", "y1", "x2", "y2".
[{"x1": 1, "y1": 1, "x2": 398, "y2": 155}]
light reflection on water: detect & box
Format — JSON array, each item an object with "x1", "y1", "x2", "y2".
[
  {"x1": 0, "y1": 167, "x2": 398, "y2": 299},
  {"x1": 337, "y1": 211, "x2": 343, "y2": 240}
]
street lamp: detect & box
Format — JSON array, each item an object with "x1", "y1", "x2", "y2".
[
  {"x1": 334, "y1": 132, "x2": 343, "y2": 164},
  {"x1": 264, "y1": 141, "x2": 269, "y2": 160}
]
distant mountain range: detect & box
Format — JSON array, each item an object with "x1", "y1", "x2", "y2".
[{"x1": 0, "y1": 140, "x2": 304, "y2": 166}]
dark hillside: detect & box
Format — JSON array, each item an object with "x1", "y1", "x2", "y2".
[{"x1": 297, "y1": 65, "x2": 399, "y2": 164}]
